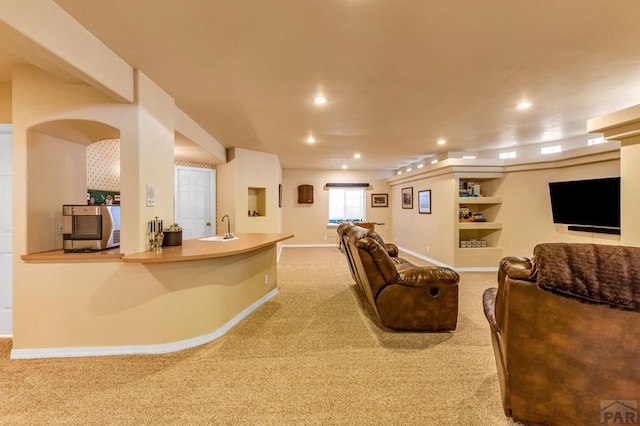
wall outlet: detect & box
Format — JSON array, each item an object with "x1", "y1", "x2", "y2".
[
  {"x1": 55, "y1": 221, "x2": 63, "y2": 235},
  {"x1": 264, "y1": 274, "x2": 269, "y2": 284}
]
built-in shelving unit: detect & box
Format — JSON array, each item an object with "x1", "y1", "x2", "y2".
[{"x1": 455, "y1": 173, "x2": 504, "y2": 268}]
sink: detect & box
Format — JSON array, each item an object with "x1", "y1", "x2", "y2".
[{"x1": 198, "y1": 236, "x2": 239, "y2": 242}]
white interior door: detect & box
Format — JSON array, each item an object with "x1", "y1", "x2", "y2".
[
  {"x1": 175, "y1": 166, "x2": 215, "y2": 240},
  {"x1": 0, "y1": 125, "x2": 12, "y2": 335}
]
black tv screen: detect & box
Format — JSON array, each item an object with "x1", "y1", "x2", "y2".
[{"x1": 548, "y1": 177, "x2": 620, "y2": 229}]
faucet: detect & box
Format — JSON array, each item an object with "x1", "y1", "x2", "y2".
[{"x1": 222, "y1": 214, "x2": 233, "y2": 239}]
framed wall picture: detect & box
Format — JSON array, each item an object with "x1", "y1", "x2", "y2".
[
  {"x1": 402, "y1": 187, "x2": 413, "y2": 209},
  {"x1": 371, "y1": 193, "x2": 388, "y2": 207},
  {"x1": 418, "y1": 189, "x2": 432, "y2": 214}
]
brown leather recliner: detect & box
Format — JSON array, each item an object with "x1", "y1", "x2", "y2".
[
  {"x1": 337, "y1": 222, "x2": 459, "y2": 331},
  {"x1": 483, "y1": 242, "x2": 640, "y2": 426}
]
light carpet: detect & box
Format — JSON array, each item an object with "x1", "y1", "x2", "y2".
[{"x1": 0, "y1": 247, "x2": 518, "y2": 425}]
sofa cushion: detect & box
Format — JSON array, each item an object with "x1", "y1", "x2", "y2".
[
  {"x1": 534, "y1": 243, "x2": 640, "y2": 312},
  {"x1": 355, "y1": 237, "x2": 399, "y2": 297}
]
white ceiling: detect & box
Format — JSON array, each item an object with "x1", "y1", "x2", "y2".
[{"x1": 8, "y1": 1, "x2": 640, "y2": 170}]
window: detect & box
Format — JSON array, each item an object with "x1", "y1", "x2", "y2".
[
  {"x1": 588, "y1": 136, "x2": 606, "y2": 146},
  {"x1": 328, "y1": 187, "x2": 365, "y2": 224},
  {"x1": 499, "y1": 151, "x2": 517, "y2": 159},
  {"x1": 541, "y1": 145, "x2": 562, "y2": 155}
]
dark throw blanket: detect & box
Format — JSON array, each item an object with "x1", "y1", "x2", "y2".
[{"x1": 534, "y1": 243, "x2": 640, "y2": 312}]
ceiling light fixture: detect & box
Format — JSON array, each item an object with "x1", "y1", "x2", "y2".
[
  {"x1": 342, "y1": 164, "x2": 348, "y2": 169},
  {"x1": 406, "y1": 167, "x2": 412, "y2": 172},
  {"x1": 417, "y1": 164, "x2": 424, "y2": 169},
  {"x1": 313, "y1": 95, "x2": 328, "y2": 105},
  {"x1": 517, "y1": 101, "x2": 533, "y2": 110},
  {"x1": 437, "y1": 139, "x2": 446, "y2": 145},
  {"x1": 306, "y1": 135, "x2": 316, "y2": 143},
  {"x1": 353, "y1": 153, "x2": 361, "y2": 159}
]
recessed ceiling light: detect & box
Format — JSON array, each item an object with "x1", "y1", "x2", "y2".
[
  {"x1": 313, "y1": 95, "x2": 328, "y2": 105},
  {"x1": 517, "y1": 101, "x2": 532, "y2": 110},
  {"x1": 431, "y1": 159, "x2": 439, "y2": 164},
  {"x1": 397, "y1": 171, "x2": 402, "y2": 175},
  {"x1": 306, "y1": 135, "x2": 316, "y2": 143},
  {"x1": 353, "y1": 153, "x2": 361, "y2": 159},
  {"x1": 437, "y1": 139, "x2": 446, "y2": 145},
  {"x1": 342, "y1": 164, "x2": 348, "y2": 169},
  {"x1": 406, "y1": 167, "x2": 412, "y2": 172},
  {"x1": 417, "y1": 164, "x2": 424, "y2": 169}
]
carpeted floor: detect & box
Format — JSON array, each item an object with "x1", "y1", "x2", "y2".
[{"x1": 0, "y1": 247, "x2": 518, "y2": 425}]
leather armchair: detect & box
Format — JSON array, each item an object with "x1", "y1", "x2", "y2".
[
  {"x1": 483, "y1": 243, "x2": 640, "y2": 425},
  {"x1": 338, "y1": 222, "x2": 459, "y2": 331}
]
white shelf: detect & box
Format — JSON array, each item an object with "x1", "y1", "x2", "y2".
[
  {"x1": 457, "y1": 196, "x2": 502, "y2": 204},
  {"x1": 458, "y1": 222, "x2": 502, "y2": 230}
]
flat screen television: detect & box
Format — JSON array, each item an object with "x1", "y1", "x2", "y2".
[{"x1": 548, "y1": 177, "x2": 620, "y2": 233}]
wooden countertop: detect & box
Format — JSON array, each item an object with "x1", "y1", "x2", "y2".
[
  {"x1": 21, "y1": 233, "x2": 293, "y2": 264},
  {"x1": 121, "y1": 232, "x2": 293, "y2": 264},
  {"x1": 21, "y1": 247, "x2": 123, "y2": 262}
]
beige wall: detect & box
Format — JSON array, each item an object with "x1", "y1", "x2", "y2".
[
  {"x1": 620, "y1": 140, "x2": 640, "y2": 246},
  {"x1": 0, "y1": 81, "x2": 10, "y2": 122},
  {"x1": 27, "y1": 130, "x2": 87, "y2": 252},
  {"x1": 499, "y1": 158, "x2": 620, "y2": 257},
  {"x1": 216, "y1": 147, "x2": 282, "y2": 235},
  {"x1": 282, "y1": 169, "x2": 393, "y2": 245},
  {"x1": 390, "y1": 172, "x2": 457, "y2": 265},
  {"x1": 388, "y1": 151, "x2": 621, "y2": 267},
  {"x1": 10, "y1": 65, "x2": 278, "y2": 355},
  {"x1": 16, "y1": 246, "x2": 277, "y2": 351},
  {"x1": 0, "y1": 0, "x2": 134, "y2": 102}
]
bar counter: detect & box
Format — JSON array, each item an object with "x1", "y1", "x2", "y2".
[
  {"x1": 122, "y1": 232, "x2": 293, "y2": 263},
  {"x1": 13, "y1": 232, "x2": 294, "y2": 359},
  {"x1": 20, "y1": 233, "x2": 293, "y2": 263}
]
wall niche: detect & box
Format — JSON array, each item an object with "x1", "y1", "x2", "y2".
[{"x1": 248, "y1": 187, "x2": 266, "y2": 216}]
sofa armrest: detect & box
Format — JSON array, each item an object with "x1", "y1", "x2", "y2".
[
  {"x1": 483, "y1": 287, "x2": 499, "y2": 331},
  {"x1": 395, "y1": 266, "x2": 459, "y2": 288},
  {"x1": 384, "y1": 243, "x2": 399, "y2": 257},
  {"x1": 499, "y1": 256, "x2": 536, "y2": 282},
  {"x1": 494, "y1": 256, "x2": 537, "y2": 336}
]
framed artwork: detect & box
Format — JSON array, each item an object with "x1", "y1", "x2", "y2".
[
  {"x1": 402, "y1": 187, "x2": 413, "y2": 209},
  {"x1": 418, "y1": 190, "x2": 432, "y2": 214},
  {"x1": 371, "y1": 193, "x2": 388, "y2": 208}
]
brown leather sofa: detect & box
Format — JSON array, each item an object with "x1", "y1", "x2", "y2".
[
  {"x1": 483, "y1": 242, "x2": 640, "y2": 425},
  {"x1": 337, "y1": 222, "x2": 459, "y2": 331}
]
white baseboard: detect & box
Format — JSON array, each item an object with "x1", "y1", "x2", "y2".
[
  {"x1": 454, "y1": 267, "x2": 499, "y2": 272},
  {"x1": 10, "y1": 288, "x2": 279, "y2": 360},
  {"x1": 280, "y1": 243, "x2": 339, "y2": 248},
  {"x1": 280, "y1": 244, "x2": 497, "y2": 272},
  {"x1": 396, "y1": 246, "x2": 498, "y2": 272},
  {"x1": 396, "y1": 246, "x2": 453, "y2": 268}
]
